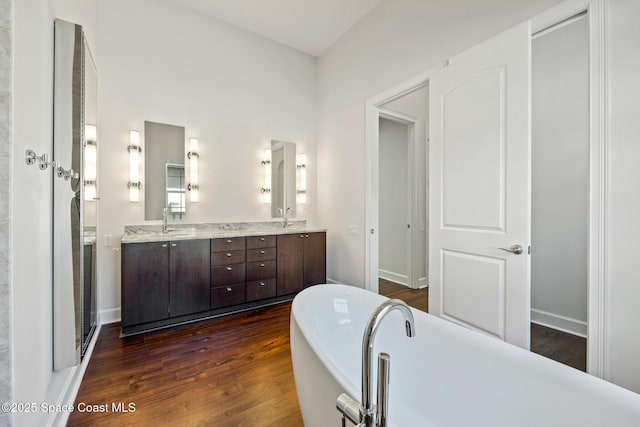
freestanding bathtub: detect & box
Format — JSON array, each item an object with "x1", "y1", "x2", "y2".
[{"x1": 290, "y1": 284, "x2": 640, "y2": 426}]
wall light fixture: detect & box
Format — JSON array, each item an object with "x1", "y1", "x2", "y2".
[
  {"x1": 261, "y1": 148, "x2": 271, "y2": 203},
  {"x1": 128, "y1": 130, "x2": 142, "y2": 202},
  {"x1": 187, "y1": 137, "x2": 199, "y2": 203},
  {"x1": 297, "y1": 153, "x2": 307, "y2": 204},
  {"x1": 84, "y1": 124, "x2": 97, "y2": 201}
]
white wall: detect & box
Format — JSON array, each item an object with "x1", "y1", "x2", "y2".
[
  {"x1": 531, "y1": 17, "x2": 589, "y2": 336},
  {"x1": 96, "y1": 0, "x2": 317, "y2": 317},
  {"x1": 12, "y1": 0, "x2": 98, "y2": 425},
  {"x1": 317, "y1": 0, "x2": 563, "y2": 287},
  {"x1": 378, "y1": 118, "x2": 408, "y2": 284},
  {"x1": 607, "y1": 0, "x2": 640, "y2": 393}
]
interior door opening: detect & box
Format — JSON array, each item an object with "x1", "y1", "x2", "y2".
[
  {"x1": 530, "y1": 12, "x2": 589, "y2": 371},
  {"x1": 375, "y1": 86, "x2": 429, "y2": 312}
]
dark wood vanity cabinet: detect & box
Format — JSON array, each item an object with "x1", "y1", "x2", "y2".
[
  {"x1": 121, "y1": 239, "x2": 210, "y2": 328},
  {"x1": 121, "y1": 241, "x2": 170, "y2": 327},
  {"x1": 277, "y1": 232, "x2": 326, "y2": 296},
  {"x1": 169, "y1": 239, "x2": 211, "y2": 317},
  {"x1": 121, "y1": 230, "x2": 325, "y2": 335}
]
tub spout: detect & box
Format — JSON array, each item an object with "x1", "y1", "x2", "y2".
[
  {"x1": 362, "y1": 299, "x2": 415, "y2": 427},
  {"x1": 336, "y1": 298, "x2": 415, "y2": 427}
]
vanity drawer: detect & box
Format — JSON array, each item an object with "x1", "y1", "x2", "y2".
[
  {"x1": 211, "y1": 237, "x2": 246, "y2": 252},
  {"x1": 211, "y1": 250, "x2": 245, "y2": 266},
  {"x1": 211, "y1": 264, "x2": 246, "y2": 287},
  {"x1": 211, "y1": 283, "x2": 246, "y2": 309},
  {"x1": 246, "y1": 247, "x2": 276, "y2": 263},
  {"x1": 246, "y1": 235, "x2": 276, "y2": 249},
  {"x1": 246, "y1": 279, "x2": 276, "y2": 302},
  {"x1": 246, "y1": 260, "x2": 276, "y2": 282}
]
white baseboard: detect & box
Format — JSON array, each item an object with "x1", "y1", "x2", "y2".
[
  {"x1": 378, "y1": 269, "x2": 408, "y2": 286},
  {"x1": 48, "y1": 323, "x2": 102, "y2": 427},
  {"x1": 418, "y1": 277, "x2": 428, "y2": 288},
  {"x1": 531, "y1": 308, "x2": 587, "y2": 338},
  {"x1": 99, "y1": 308, "x2": 121, "y2": 324}
]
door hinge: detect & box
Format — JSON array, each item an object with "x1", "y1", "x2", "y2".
[
  {"x1": 370, "y1": 228, "x2": 375, "y2": 235},
  {"x1": 528, "y1": 245, "x2": 532, "y2": 255}
]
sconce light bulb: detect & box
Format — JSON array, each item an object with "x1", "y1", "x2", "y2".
[{"x1": 85, "y1": 124, "x2": 97, "y2": 143}]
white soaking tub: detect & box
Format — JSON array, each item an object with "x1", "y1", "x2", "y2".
[{"x1": 290, "y1": 284, "x2": 640, "y2": 426}]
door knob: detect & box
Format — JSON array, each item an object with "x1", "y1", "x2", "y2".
[{"x1": 499, "y1": 245, "x2": 524, "y2": 255}]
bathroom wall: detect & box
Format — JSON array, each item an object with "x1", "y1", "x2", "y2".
[
  {"x1": 607, "y1": 0, "x2": 640, "y2": 393},
  {"x1": 317, "y1": 0, "x2": 640, "y2": 393},
  {"x1": 12, "y1": 0, "x2": 98, "y2": 425},
  {"x1": 96, "y1": 0, "x2": 317, "y2": 319},
  {"x1": 0, "y1": 0, "x2": 12, "y2": 425}
]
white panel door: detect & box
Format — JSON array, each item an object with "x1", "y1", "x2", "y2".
[{"x1": 429, "y1": 22, "x2": 531, "y2": 349}]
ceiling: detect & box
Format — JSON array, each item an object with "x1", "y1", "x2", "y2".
[{"x1": 168, "y1": 0, "x2": 384, "y2": 57}]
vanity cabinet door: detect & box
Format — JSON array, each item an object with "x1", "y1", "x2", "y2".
[
  {"x1": 169, "y1": 239, "x2": 211, "y2": 317},
  {"x1": 277, "y1": 232, "x2": 327, "y2": 296},
  {"x1": 121, "y1": 242, "x2": 169, "y2": 327},
  {"x1": 277, "y1": 234, "x2": 304, "y2": 295},
  {"x1": 303, "y1": 232, "x2": 326, "y2": 288}
]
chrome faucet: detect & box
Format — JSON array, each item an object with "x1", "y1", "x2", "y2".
[
  {"x1": 283, "y1": 206, "x2": 293, "y2": 228},
  {"x1": 337, "y1": 299, "x2": 416, "y2": 427},
  {"x1": 162, "y1": 207, "x2": 174, "y2": 233}
]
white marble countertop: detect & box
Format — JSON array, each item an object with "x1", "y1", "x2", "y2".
[{"x1": 120, "y1": 221, "x2": 327, "y2": 244}]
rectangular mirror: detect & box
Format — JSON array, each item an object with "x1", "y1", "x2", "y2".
[
  {"x1": 271, "y1": 140, "x2": 296, "y2": 218},
  {"x1": 144, "y1": 121, "x2": 185, "y2": 220}
]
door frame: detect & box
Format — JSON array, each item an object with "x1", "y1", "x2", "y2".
[
  {"x1": 530, "y1": 0, "x2": 609, "y2": 381},
  {"x1": 365, "y1": 73, "x2": 434, "y2": 294},
  {"x1": 364, "y1": 0, "x2": 608, "y2": 378},
  {"x1": 378, "y1": 107, "x2": 421, "y2": 289}
]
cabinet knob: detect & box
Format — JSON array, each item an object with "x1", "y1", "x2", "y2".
[
  {"x1": 171, "y1": 243, "x2": 177, "y2": 247},
  {"x1": 305, "y1": 234, "x2": 309, "y2": 238},
  {"x1": 226, "y1": 287, "x2": 232, "y2": 292},
  {"x1": 226, "y1": 239, "x2": 232, "y2": 243},
  {"x1": 300, "y1": 235, "x2": 304, "y2": 238},
  {"x1": 260, "y1": 263, "x2": 265, "y2": 267},
  {"x1": 260, "y1": 250, "x2": 265, "y2": 254},
  {"x1": 226, "y1": 253, "x2": 232, "y2": 257},
  {"x1": 226, "y1": 267, "x2": 232, "y2": 271},
  {"x1": 260, "y1": 282, "x2": 265, "y2": 287},
  {"x1": 260, "y1": 237, "x2": 265, "y2": 241},
  {"x1": 161, "y1": 244, "x2": 168, "y2": 248}
]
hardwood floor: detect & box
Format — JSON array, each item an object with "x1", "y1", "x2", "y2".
[
  {"x1": 530, "y1": 323, "x2": 587, "y2": 372},
  {"x1": 69, "y1": 303, "x2": 303, "y2": 427},
  {"x1": 71, "y1": 282, "x2": 585, "y2": 426},
  {"x1": 378, "y1": 278, "x2": 586, "y2": 372},
  {"x1": 378, "y1": 278, "x2": 428, "y2": 312}
]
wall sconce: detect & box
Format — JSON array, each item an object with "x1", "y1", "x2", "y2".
[
  {"x1": 261, "y1": 148, "x2": 271, "y2": 203},
  {"x1": 128, "y1": 130, "x2": 142, "y2": 202},
  {"x1": 187, "y1": 137, "x2": 199, "y2": 203},
  {"x1": 84, "y1": 124, "x2": 97, "y2": 201},
  {"x1": 297, "y1": 153, "x2": 307, "y2": 204}
]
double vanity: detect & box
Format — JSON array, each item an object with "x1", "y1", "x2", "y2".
[{"x1": 120, "y1": 222, "x2": 326, "y2": 336}]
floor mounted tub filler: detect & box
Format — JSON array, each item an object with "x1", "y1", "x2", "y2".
[{"x1": 290, "y1": 284, "x2": 640, "y2": 426}]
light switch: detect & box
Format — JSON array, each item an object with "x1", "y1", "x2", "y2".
[
  {"x1": 104, "y1": 234, "x2": 112, "y2": 246},
  {"x1": 348, "y1": 225, "x2": 359, "y2": 236}
]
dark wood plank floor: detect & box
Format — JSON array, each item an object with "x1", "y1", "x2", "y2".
[
  {"x1": 68, "y1": 303, "x2": 303, "y2": 427},
  {"x1": 530, "y1": 323, "x2": 586, "y2": 372},
  {"x1": 378, "y1": 278, "x2": 428, "y2": 312},
  {"x1": 71, "y1": 282, "x2": 586, "y2": 426}
]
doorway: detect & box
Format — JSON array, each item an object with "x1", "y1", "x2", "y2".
[
  {"x1": 366, "y1": 84, "x2": 429, "y2": 312},
  {"x1": 530, "y1": 13, "x2": 590, "y2": 371}
]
